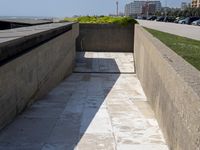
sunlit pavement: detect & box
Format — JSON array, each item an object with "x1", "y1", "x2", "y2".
[{"x1": 0, "y1": 52, "x2": 169, "y2": 150}]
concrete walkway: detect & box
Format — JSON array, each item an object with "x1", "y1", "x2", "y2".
[
  {"x1": 0, "y1": 52, "x2": 169, "y2": 150},
  {"x1": 137, "y1": 20, "x2": 200, "y2": 41}
]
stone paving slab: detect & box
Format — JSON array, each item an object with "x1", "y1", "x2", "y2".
[
  {"x1": 0, "y1": 52, "x2": 168, "y2": 150},
  {"x1": 117, "y1": 144, "x2": 169, "y2": 150},
  {"x1": 75, "y1": 52, "x2": 135, "y2": 73}
]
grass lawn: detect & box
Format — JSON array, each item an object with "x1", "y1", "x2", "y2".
[
  {"x1": 64, "y1": 16, "x2": 137, "y2": 26},
  {"x1": 145, "y1": 28, "x2": 200, "y2": 71}
]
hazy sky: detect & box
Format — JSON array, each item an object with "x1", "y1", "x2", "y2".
[{"x1": 0, "y1": 0, "x2": 192, "y2": 17}]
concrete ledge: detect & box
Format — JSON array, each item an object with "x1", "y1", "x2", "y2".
[
  {"x1": 0, "y1": 23, "x2": 74, "y2": 65},
  {"x1": 0, "y1": 23, "x2": 79, "y2": 130},
  {"x1": 76, "y1": 23, "x2": 134, "y2": 52},
  {"x1": 0, "y1": 18, "x2": 53, "y2": 30},
  {"x1": 134, "y1": 24, "x2": 200, "y2": 150}
]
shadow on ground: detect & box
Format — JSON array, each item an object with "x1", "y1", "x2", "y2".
[{"x1": 0, "y1": 52, "x2": 121, "y2": 150}]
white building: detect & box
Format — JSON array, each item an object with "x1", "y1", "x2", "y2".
[
  {"x1": 181, "y1": 2, "x2": 187, "y2": 10},
  {"x1": 125, "y1": 1, "x2": 161, "y2": 17},
  {"x1": 192, "y1": 0, "x2": 200, "y2": 8}
]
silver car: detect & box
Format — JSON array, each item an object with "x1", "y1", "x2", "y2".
[{"x1": 192, "y1": 19, "x2": 200, "y2": 26}]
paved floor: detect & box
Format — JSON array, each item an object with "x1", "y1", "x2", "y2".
[
  {"x1": 0, "y1": 52, "x2": 169, "y2": 150},
  {"x1": 137, "y1": 20, "x2": 200, "y2": 41},
  {"x1": 75, "y1": 52, "x2": 135, "y2": 73}
]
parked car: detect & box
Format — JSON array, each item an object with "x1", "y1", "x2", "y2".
[
  {"x1": 142, "y1": 16, "x2": 147, "y2": 20},
  {"x1": 156, "y1": 16, "x2": 165, "y2": 22},
  {"x1": 192, "y1": 19, "x2": 200, "y2": 26},
  {"x1": 174, "y1": 17, "x2": 185, "y2": 23},
  {"x1": 137, "y1": 16, "x2": 143, "y2": 19},
  {"x1": 179, "y1": 17, "x2": 200, "y2": 24},
  {"x1": 163, "y1": 16, "x2": 176, "y2": 22},
  {"x1": 147, "y1": 16, "x2": 157, "y2": 20},
  {"x1": 137, "y1": 16, "x2": 146, "y2": 20}
]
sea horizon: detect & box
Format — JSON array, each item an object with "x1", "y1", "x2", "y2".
[{"x1": 0, "y1": 16, "x2": 56, "y2": 20}]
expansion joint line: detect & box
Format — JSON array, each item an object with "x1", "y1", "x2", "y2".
[{"x1": 73, "y1": 71, "x2": 136, "y2": 75}]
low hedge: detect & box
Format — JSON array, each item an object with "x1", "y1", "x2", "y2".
[{"x1": 64, "y1": 16, "x2": 137, "y2": 26}]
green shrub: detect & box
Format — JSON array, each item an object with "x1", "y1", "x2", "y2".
[{"x1": 64, "y1": 16, "x2": 137, "y2": 26}]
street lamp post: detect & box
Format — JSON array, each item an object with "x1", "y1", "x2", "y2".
[
  {"x1": 147, "y1": 0, "x2": 149, "y2": 18},
  {"x1": 116, "y1": 1, "x2": 119, "y2": 16},
  {"x1": 165, "y1": 0, "x2": 167, "y2": 17}
]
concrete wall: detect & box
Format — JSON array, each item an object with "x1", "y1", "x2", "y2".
[
  {"x1": 76, "y1": 23, "x2": 134, "y2": 52},
  {"x1": 0, "y1": 23, "x2": 79, "y2": 130},
  {"x1": 134, "y1": 25, "x2": 200, "y2": 150}
]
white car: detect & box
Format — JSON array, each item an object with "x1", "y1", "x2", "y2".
[{"x1": 192, "y1": 19, "x2": 200, "y2": 26}]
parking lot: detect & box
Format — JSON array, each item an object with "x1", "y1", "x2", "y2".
[{"x1": 137, "y1": 20, "x2": 200, "y2": 41}]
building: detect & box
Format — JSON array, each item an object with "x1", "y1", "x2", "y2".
[
  {"x1": 192, "y1": 0, "x2": 200, "y2": 7},
  {"x1": 125, "y1": 1, "x2": 161, "y2": 17},
  {"x1": 142, "y1": 3, "x2": 157, "y2": 15},
  {"x1": 125, "y1": 3, "x2": 131, "y2": 16},
  {"x1": 125, "y1": 1, "x2": 146, "y2": 17},
  {"x1": 109, "y1": 12, "x2": 124, "y2": 17},
  {"x1": 181, "y1": 2, "x2": 187, "y2": 10}
]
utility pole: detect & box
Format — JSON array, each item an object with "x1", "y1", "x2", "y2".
[
  {"x1": 165, "y1": 0, "x2": 167, "y2": 17},
  {"x1": 146, "y1": 0, "x2": 149, "y2": 18},
  {"x1": 116, "y1": 1, "x2": 119, "y2": 16}
]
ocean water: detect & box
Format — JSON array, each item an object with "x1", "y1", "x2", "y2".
[{"x1": 0, "y1": 16, "x2": 53, "y2": 20}]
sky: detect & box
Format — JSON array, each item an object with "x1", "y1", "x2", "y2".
[{"x1": 0, "y1": 0, "x2": 192, "y2": 17}]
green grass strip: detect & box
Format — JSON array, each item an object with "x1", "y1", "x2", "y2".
[{"x1": 145, "y1": 27, "x2": 200, "y2": 71}]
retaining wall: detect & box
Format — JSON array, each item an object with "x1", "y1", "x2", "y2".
[
  {"x1": 0, "y1": 22, "x2": 79, "y2": 130},
  {"x1": 76, "y1": 23, "x2": 134, "y2": 52},
  {"x1": 134, "y1": 24, "x2": 200, "y2": 150}
]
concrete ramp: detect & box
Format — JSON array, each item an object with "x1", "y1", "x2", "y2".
[{"x1": 0, "y1": 52, "x2": 169, "y2": 150}]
